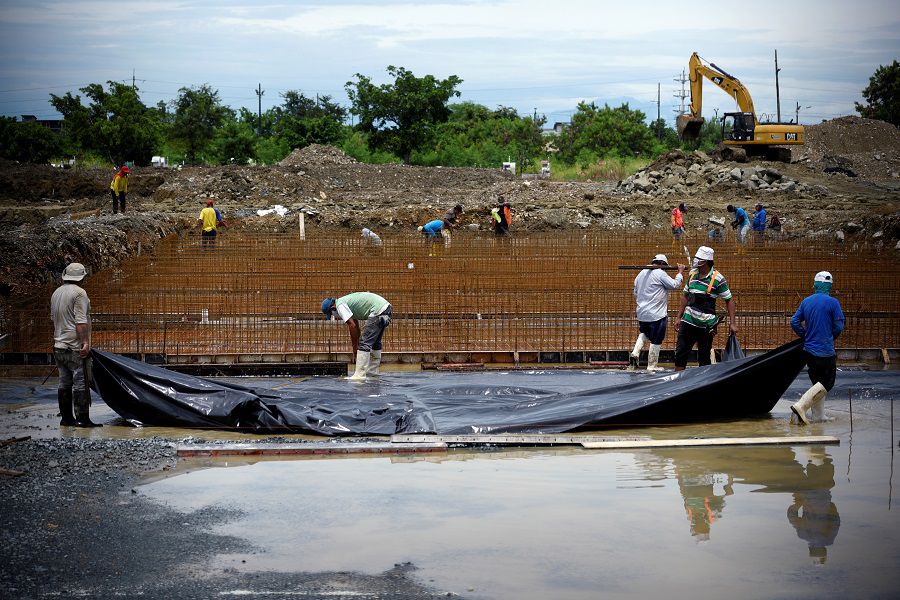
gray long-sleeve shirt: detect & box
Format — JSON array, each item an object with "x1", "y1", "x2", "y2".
[{"x1": 633, "y1": 268, "x2": 683, "y2": 322}]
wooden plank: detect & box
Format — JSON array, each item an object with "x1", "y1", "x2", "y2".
[
  {"x1": 0, "y1": 467, "x2": 25, "y2": 477},
  {"x1": 581, "y1": 435, "x2": 840, "y2": 449},
  {"x1": 70, "y1": 208, "x2": 101, "y2": 221},
  {"x1": 1, "y1": 436, "x2": 31, "y2": 447},
  {"x1": 391, "y1": 434, "x2": 649, "y2": 445},
  {"x1": 176, "y1": 442, "x2": 447, "y2": 457}
]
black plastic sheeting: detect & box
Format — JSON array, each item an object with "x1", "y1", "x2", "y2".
[{"x1": 90, "y1": 340, "x2": 807, "y2": 435}]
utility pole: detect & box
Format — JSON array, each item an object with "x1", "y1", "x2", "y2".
[
  {"x1": 255, "y1": 83, "x2": 264, "y2": 136},
  {"x1": 774, "y1": 49, "x2": 782, "y2": 123},
  {"x1": 132, "y1": 69, "x2": 136, "y2": 90},
  {"x1": 651, "y1": 82, "x2": 662, "y2": 139},
  {"x1": 673, "y1": 70, "x2": 690, "y2": 116},
  {"x1": 795, "y1": 102, "x2": 811, "y2": 124}
]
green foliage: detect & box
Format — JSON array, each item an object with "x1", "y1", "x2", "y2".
[
  {"x1": 680, "y1": 116, "x2": 722, "y2": 152},
  {"x1": 278, "y1": 91, "x2": 347, "y2": 122},
  {"x1": 0, "y1": 117, "x2": 65, "y2": 163},
  {"x1": 549, "y1": 155, "x2": 650, "y2": 181},
  {"x1": 346, "y1": 66, "x2": 462, "y2": 162},
  {"x1": 412, "y1": 102, "x2": 546, "y2": 169},
  {"x1": 171, "y1": 84, "x2": 233, "y2": 164},
  {"x1": 554, "y1": 102, "x2": 656, "y2": 163},
  {"x1": 340, "y1": 131, "x2": 401, "y2": 164},
  {"x1": 49, "y1": 81, "x2": 161, "y2": 165},
  {"x1": 856, "y1": 60, "x2": 900, "y2": 126},
  {"x1": 209, "y1": 115, "x2": 257, "y2": 165},
  {"x1": 276, "y1": 116, "x2": 346, "y2": 150},
  {"x1": 254, "y1": 137, "x2": 291, "y2": 165}
]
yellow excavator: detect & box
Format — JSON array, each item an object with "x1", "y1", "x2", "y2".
[{"x1": 676, "y1": 52, "x2": 804, "y2": 162}]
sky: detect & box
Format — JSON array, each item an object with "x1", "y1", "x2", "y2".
[{"x1": 1, "y1": 0, "x2": 898, "y2": 127}]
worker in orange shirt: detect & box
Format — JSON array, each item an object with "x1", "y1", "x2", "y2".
[
  {"x1": 671, "y1": 202, "x2": 686, "y2": 240},
  {"x1": 110, "y1": 165, "x2": 129, "y2": 213}
]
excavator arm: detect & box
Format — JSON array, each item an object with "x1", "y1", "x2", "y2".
[{"x1": 678, "y1": 52, "x2": 756, "y2": 139}]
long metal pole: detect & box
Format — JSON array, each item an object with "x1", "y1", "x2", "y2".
[{"x1": 775, "y1": 49, "x2": 782, "y2": 123}]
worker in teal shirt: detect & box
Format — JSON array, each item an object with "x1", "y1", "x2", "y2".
[
  {"x1": 727, "y1": 204, "x2": 750, "y2": 243},
  {"x1": 418, "y1": 219, "x2": 444, "y2": 238},
  {"x1": 789, "y1": 271, "x2": 845, "y2": 424}
]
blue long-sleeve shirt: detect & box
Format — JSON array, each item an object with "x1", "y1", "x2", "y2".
[
  {"x1": 421, "y1": 219, "x2": 443, "y2": 237},
  {"x1": 791, "y1": 292, "x2": 845, "y2": 357},
  {"x1": 752, "y1": 208, "x2": 766, "y2": 231}
]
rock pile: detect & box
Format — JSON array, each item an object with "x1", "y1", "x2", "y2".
[
  {"x1": 617, "y1": 149, "x2": 817, "y2": 198},
  {"x1": 799, "y1": 116, "x2": 900, "y2": 180},
  {"x1": 279, "y1": 144, "x2": 359, "y2": 167}
]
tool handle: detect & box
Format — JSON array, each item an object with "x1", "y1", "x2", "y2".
[{"x1": 617, "y1": 265, "x2": 678, "y2": 270}]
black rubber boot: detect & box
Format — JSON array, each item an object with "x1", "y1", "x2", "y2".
[
  {"x1": 74, "y1": 388, "x2": 102, "y2": 427},
  {"x1": 58, "y1": 388, "x2": 76, "y2": 426}
]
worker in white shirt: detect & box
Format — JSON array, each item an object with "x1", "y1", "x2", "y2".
[{"x1": 629, "y1": 254, "x2": 686, "y2": 371}]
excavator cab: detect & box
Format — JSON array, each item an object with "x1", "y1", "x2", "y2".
[{"x1": 723, "y1": 112, "x2": 755, "y2": 142}]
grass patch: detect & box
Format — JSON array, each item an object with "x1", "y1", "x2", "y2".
[{"x1": 550, "y1": 156, "x2": 649, "y2": 182}]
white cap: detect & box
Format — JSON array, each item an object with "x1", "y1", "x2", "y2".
[
  {"x1": 694, "y1": 246, "x2": 714, "y2": 261},
  {"x1": 814, "y1": 271, "x2": 833, "y2": 283},
  {"x1": 417, "y1": 226, "x2": 424, "y2": 232},
  {"x1": 652, "y1": 254, "x2": 669, "y2": 265},
  {"x1": 362, "y1": 228, "x2": 371, "y2": 236},
  {"x1": 62, "y1": 263, "x2": 86, "y2": 282}
]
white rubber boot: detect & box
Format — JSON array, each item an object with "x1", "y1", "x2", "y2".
[
  {"x1": 791, "y1": 382, "x2": 827, "y2": 425},
  {"x1": 628, "y1": 334, "x2": 647, "y2": 371},
  {"x1": 647, "y1": 344, "x2": 663, "y2": 372},
  {"x1": 348, "y1": 350, "x2": 370, "y2": 381},
  {"x1": 367, "y1": 350, "x2": 382, "y2": 376},
  {"x1": 810, "y1": 390, "x2": 827, "y2": 423}
]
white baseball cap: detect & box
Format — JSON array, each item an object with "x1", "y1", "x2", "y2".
[
  {"x1": 694, "y1": 246, "x2": 715, "y2": 261},
  {"x1": 814, "y1": 271, "x2": 833, "y2": 283},
  {"x1": 62, "y1": 263, "x2": 87, "y2": 282},
  {"x1": 652, "y1": 254, "x2": 669, "y2": 265}
]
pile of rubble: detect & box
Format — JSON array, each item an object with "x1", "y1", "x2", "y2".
[
  {"x1": 798, "y1": 116, "x2": 900, "y2": 180},
  {"x1": 279, "y1": 144, "x2": 359, "y2": 167},
  {"x1": 617, "y1": 150, "x2": 819, "y2": 198}
]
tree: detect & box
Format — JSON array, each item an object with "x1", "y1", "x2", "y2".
[
  {"x1": 346, "y1": 66, "x2": 462, "y2": 162},
  {"x1": 270, "y1": 91, "x2": 347, "y2": 150},
  {"x1": 171, "y1": 85, "x2": 233, "y2": 163},
  {"x1": 209, "y1": 115, "x2": 256, "y2": 165},
  {"x1": 0, "y1": 117, "x2": 64, "y2": 163},
  {"x1": 49, "y1": 81, "x2": 162, "y2": 164},
  {"x1": 856, "y1": 60, "x2": 900, "y2": 126},
  {"x1": 554, "y1": 102, "x2": 656, "y2": 164}
]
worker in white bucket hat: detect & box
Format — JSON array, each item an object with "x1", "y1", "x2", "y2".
[
  {"x1": 789, "y1": 271, "x2": 845, "y2": 424},
  {"x1": 629, "y1": 253, "x2": 685, "y2": 372},
  {"x1": 674, "y1": 246, "x2": 737, "y2": 371}
]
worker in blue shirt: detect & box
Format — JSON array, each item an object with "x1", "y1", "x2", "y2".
[
  {"x1": 727, "y1": 204, "x2": 750, "y2": 243},
  {"x1": 417, "y1": 219, "x2": 445, "y2": 238},
  {"x1": 752, "y1": 203, "x2": 767, "y2": 237},
  {"x1": 789, "y1": 271, "x2": 845, "y2": 424}
]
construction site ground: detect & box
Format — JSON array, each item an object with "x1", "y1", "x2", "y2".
[{"x1": 1, "y1": 116, "x2": 899, "y2": 295}]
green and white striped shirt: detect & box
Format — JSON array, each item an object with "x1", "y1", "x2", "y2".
[{"x1": 681, "y1": 268, "x2": 732, "y2": 328}]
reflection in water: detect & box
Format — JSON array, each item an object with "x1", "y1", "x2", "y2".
[{"x1": 639, "y1": 445, "x2": 840, "y2": 563}]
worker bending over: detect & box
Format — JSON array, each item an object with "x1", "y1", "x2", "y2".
[
  {"x1": 674, "y1": 246, "x2": 736, "y2": 370},
  {"x1": 789, "y1": 271, "x2": 845, "y2": 425},
  {"x1": 629, "y1": 254, "x2": 685, "y2": 371},
  {"x1": 322, "y1": 292, "x2": 392, "y2": 381}
]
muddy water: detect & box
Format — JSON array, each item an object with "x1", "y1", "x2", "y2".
[
  {"x1": 138, "y1": 405, "x2": 897, "y2": 598},
  {"x1": 3, "y1": 370, "x2": 898, "y2": 599}
]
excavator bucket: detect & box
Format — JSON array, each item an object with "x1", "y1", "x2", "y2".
[{"x1": 677, "y1": 115, "x2": 705, "y2": 140}]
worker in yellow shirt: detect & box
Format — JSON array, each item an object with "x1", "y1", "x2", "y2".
[
  {"x1": 109, "y1": 165, "x2": 129, "y2": 213},
  {"x1": 198, "y1": 199, "x2": 227, "y2": 248}
]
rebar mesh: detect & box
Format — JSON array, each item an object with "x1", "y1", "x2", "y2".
[{"x1": 3, "y1": 231, "x2": 898, "y2": 357}]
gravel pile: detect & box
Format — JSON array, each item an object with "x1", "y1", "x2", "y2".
[
  {"x1": 279, "y1": 143, "x2": 359, "y2": 167},
  {"x1": 799, "y1": 116, "x2": 900, "y2": 180}
]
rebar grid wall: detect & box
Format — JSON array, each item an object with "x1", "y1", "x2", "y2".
[{"x1": 3, "y1": 231, "x2": 898, "y2": 358}]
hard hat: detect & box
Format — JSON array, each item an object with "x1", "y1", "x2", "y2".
[
  {"x1": 62, "y1": 263, "x2": 87, "y2": 282},
  {"x1": 695, "y1": 246, "x2": 715, "y2": 261},
  {"x1": 206, "y1": 199, "x2": 215, "y2": 205},
  {"x1": 417, "y1": 226, "x2": 424, "y2": 232},
  {"x1": 321, "y1": 297, "x2": 335, "y2": 317},
  {"x1": 652, "y1": 254, "x2": 669, "y2": 265},
  {"x1": 120, "y1": 166, "x2": 129, "y2": 174},
  {"x1": 814, "y1": 271, "x2": 833, "y2": 283}
]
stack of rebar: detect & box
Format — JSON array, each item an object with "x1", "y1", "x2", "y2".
[{"x1": 2, "y1": 231, "x2": 897, "y2": 358}]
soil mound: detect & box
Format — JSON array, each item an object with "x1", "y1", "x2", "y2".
[
  {"x1": 279, "y1": 144, "x2": 358, "y2": 167},
  {"x1": 801, "y1": 116, "x2": 900, "y2": 180}
]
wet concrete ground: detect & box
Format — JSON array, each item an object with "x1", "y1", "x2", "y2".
[{"x1": 1, "y1": 367, "x2": 898, "y2": 599}]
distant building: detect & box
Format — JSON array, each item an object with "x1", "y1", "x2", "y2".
[
  {"x1": 20, "y1": 114, "x2": 64, "y2": 134},
  {"x1": 542, "y1": 121, "x2": 568, "y2": 136}
]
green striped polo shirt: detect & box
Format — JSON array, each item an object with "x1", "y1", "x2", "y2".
[{"x1": 681, "y1": 268, "x2": 732, "y2": 328}]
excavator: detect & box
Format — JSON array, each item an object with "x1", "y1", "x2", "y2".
[{"x1": 676, "y1": 52, "x2": 804, "y2": 162}]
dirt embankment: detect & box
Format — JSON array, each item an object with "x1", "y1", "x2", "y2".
[{"x1": 1, "y1": 123, "x2": 898, "y2": 298}]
